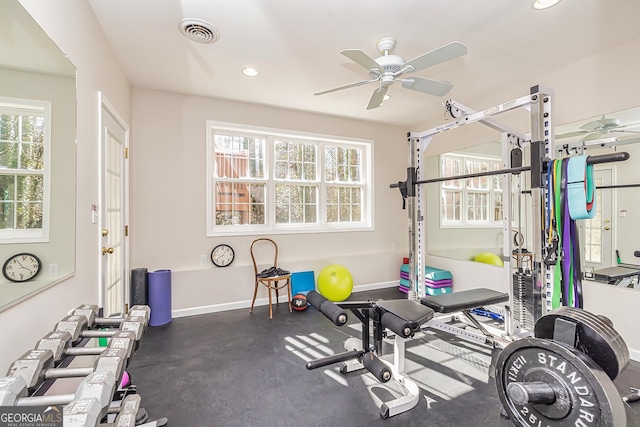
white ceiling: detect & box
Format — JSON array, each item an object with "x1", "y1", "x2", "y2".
[{"x1": 87, "y1": 0, "x2": 640, "y2": 128}]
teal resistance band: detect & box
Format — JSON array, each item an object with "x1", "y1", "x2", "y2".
[{"x1": 567, "y1": 155, "x2": 596, "y2": 220}]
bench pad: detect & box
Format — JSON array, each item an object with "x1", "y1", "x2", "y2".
[
  {"x1": 377, "y1": 299, "x2": 434, "y2": 327},
  {"x1": 420, "y1": 288, "x2": 508, "y2": 313}
]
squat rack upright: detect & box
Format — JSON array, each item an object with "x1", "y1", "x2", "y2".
[{"x1": 392, "y1": 85, "x2": 629, "y2": 335}]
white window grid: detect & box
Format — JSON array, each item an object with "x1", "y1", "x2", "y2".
[
  {"x1": 0, "y1": 97, "x2": 51, "y2": 243},
  {"x1": 440, "y1": 153, "x2": 503, "y2": 227},
  {"x1": 206, "y1": 121, "x2": 372, "y2": 236}
]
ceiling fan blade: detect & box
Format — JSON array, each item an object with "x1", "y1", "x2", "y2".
[
  {"x1": 400, "y1": 77, "x2": 453, "y2": 97},
  {"x1": 580, "y1": 117, "x2": 608, "y2": 131},
  {"x1": 366, "y1": 86, "x2": 388, "y2": 110},
  {"x1": 615, "y1": 122, "x2": 640, "y2": 130},
  {"x1": 340, "y1": 49, "x2": 381, "y2": 71},
  {"x1": 555, "y1": 130, "x2": 591, "y2": 139},
  {"x1": 403, "y1": 41, "x2": 467, "y2": 73},
  {"x1": 314, "y1": 79, "x2": 375, "y2": 95},
  {"x1": 581, "y1": 131, "x2": 605, "y2": 142}
]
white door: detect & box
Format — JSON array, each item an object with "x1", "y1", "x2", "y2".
[
  {"x1": 99, "y1": 94, "x2": 129, "y2": 317},
  {"x1": 583, "y1": 168, "x2": 613, "y2": 271}
]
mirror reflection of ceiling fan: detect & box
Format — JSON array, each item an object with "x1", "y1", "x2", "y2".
[
  {"x1": 314, "y1": 37, "x2": 467, "y2": 110},
  {"x1": 556, "y1": 115, "x2": 640, "y2": 142}
]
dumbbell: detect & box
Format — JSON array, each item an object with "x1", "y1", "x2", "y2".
[
  {"x1": 6, "y1": 347, "x2": 127, "y2": 394},
  {"x1": 0, "y1": 370, "x2": 115, "y2": 411},
  {"x1": 64, "y1": 393, "x2": 142, "y2": 427},
  {"x1": 35, "y1": 330, "x2": 136, "y2": 365},
  {"x1": 73, "y1": 305, "x2": 151, "y2": 333},
  {"x1": 54, "y1": 313, "x2": 146, "y2": 345}
]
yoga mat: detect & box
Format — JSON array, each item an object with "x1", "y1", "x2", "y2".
[
  {"x1": 130, "y1": 267, "x2": 148, "y2": 306},
  {"x1": 399, "y1": 278, "x2": 453, "y2": 289},
  {"x1": 148, "y1": 269, "x2": 172, "y2": 326},
  {"x1": 399, "y1": 264, "x2": 453, "y2": 281},
  {"x1": 291, "y1": 271, "x2": 315, "y2": 295}
]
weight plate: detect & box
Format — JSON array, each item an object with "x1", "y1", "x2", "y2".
[
  {"x1": 495, "y1": 337, "x2": 626, "y2": 427},
  {"x1": 534, "y1": 307, "x2": 629, "y2": 380}
]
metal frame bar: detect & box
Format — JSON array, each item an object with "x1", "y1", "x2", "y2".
[{"x1": 397, "y1": 85, "x2": 631, "y2": 335}]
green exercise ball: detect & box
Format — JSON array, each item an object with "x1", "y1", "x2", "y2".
[
  {"x1": 317, "y1": 264, "x2": 353, "y2": 302},
  {"x1": 474, "y1": 252, "x2": 504, "y2": 267}
]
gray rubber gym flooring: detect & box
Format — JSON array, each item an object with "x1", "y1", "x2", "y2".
[{"x1": 128, "y1": 287, "x2": 640, "y2": 426}]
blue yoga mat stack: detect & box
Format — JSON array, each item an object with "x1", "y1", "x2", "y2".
[{"x1": 399, "y1": 264, "x2": 453, "y2": 296}]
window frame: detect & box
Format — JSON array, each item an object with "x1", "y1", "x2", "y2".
[
  {"x1": 206, "y1": 121, "x2": 373, "y2": 236},
  {"x1": 0, "y1": 96, "x2": 51, "y2": 243},
  {"x1": 439, "y1": 152, "x2": 503, "y2": 228}
]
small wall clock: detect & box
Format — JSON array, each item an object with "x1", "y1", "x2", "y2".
[
  {"x1": 3, "y1": 253, "x2": 42, "y2": 282},
  {"x1": 211, "y1": 244, "x2": 235, "y2": 267}
]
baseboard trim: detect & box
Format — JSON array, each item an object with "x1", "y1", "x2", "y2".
[{"x1": 172, "y1": 280, "x2": 397, "y2": 319}]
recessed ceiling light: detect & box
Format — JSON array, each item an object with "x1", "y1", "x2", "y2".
[
  {"x1": 532, "y1": 0, "x2": 561, "y2": 10},
  {"x1": 242, "y1": 67, "x2": 259, "y2": 77}
]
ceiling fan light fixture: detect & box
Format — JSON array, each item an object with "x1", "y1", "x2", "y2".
[
  {"x1": 532, "y1": 0, "x2": 561, "y2": 10},
  {"x1": 242, "y1": 67, "x2": 259, "y2": 77}
]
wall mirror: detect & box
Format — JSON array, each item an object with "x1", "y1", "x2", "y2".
[
  {"x1": 424, "y1": 105, "x2": 640, "y2": 290},
  {"x1": 424, "y1": 140, "x2": 509, "y2": 262},
  {"x1": 0, "y1": 0, "x2": 77, "y2": 311},
  {"x1": 555, "y1": 106, "x2": 640, "y2": 289}
]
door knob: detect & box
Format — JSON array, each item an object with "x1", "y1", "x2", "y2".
[
  {"x1": 604, "y1": 226, "x2": 610, "y2": 231},
  {"x1": 102, "y1": 247, "x2": 115, "y2": 255}
]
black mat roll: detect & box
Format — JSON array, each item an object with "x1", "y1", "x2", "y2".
[{"x1": 130, "y1": 267, "x2": 148, "y2": 306}]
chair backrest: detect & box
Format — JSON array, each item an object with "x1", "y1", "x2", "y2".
[{"x1": 250, "y1": 238, "x2": 279, "y2": 276}]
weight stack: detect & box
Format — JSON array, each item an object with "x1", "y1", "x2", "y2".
[
  {"x1": 512, "y1": 272, "x2": 540, "y2": 332},
  {"x1": 130, "y1": 267, "x2": 148, "y2": 306},
  {"x1": 148, "y1": 269, "x2": 172, "y2": 326}
]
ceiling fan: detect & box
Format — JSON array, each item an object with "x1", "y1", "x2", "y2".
[
  {"x1": 314, "y1": 37, "x2": 467, "y2": 110},
  {"x1": 556, "y1": 115, "x2": 640, "y2": 142}
]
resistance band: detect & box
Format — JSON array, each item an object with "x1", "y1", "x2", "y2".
[
  {"x1": 567, "y1": 155, "x2": 596, "y2": 220},
  {"x1": 547, "y1": 156, "x2": 587, "y2": 309}
]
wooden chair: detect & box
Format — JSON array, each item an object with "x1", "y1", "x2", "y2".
[{"x1": 250, "y1": 238, "x2": 292, "y2": 318}]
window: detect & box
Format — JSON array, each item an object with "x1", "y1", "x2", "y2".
[
  {"x1": 0, "y1": 97, "x2": 51, "y2": 242},
  {"x1": 584, "y1": 181, "x2": 603, "y2": 263},
  {"x1": 440, "y1": 153, "x2": 503, "y2": 226},
  {"x1": 206, "y1": 122, "x2": 372, "y2": 235}
]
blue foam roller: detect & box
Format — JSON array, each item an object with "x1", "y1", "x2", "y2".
[{"x1": 148, "y1": 269, "x2": 172, "y2": 326}]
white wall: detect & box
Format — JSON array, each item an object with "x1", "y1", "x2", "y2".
[
  {"x1": 0, "y1": 0, "x2": 131, "y2": 370},
  {"x1": 1, "y1": 2, "x2": 639, "y2": 372},
  {"x1": 130, "y1": 88, "x2": 409, "y2": 313}
]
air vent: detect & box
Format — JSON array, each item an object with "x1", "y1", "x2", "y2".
[{"x1": 179, "y1": 18, "x2": 220, "y2": 44}]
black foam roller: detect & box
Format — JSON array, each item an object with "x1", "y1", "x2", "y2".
[
  {"x1": 130, "y1": 267, "x2": 148, "y2": 306},
  {"x1": 362, "y1": 353, "x2": 392, "y2": 383},
  {"x1": 381, "y1": 312, "x2": 412, "y2": 338},
  {"x1": 320, "y1": 302, "x2": 348, "y2": 326},
  {"x1": 306, "y1": 290, "x2": 326, "y2": 311}
]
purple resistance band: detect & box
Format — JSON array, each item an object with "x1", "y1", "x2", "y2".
[{"x1": 562, "y1": 158, "x2": 573, "y2": 307}]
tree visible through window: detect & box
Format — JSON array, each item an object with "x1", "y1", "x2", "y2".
[
  {"x1": 0, "y1": 98, "x2": 49, "y2": 241},
  {"x1": 207, "y1": 122, "x2": 372, "y2": 234}
]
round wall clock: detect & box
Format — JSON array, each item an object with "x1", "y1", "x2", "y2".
[
  {"x1": 211, "y1": 244, "x2": 235, "y2": 267},
  {"x1": 3, "y1": 253, "x2": 42, "y2": 282}
]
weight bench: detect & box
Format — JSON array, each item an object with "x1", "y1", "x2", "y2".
[
  {"x1": 420, "y1": 288, "x2": 510, "y2": 347},
  {"x1": 305, "y1": 291, "x2": 434, "y2": 419},
  {"x1": 306, "y1": 288, "x2": 511, "y2": 419}
]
